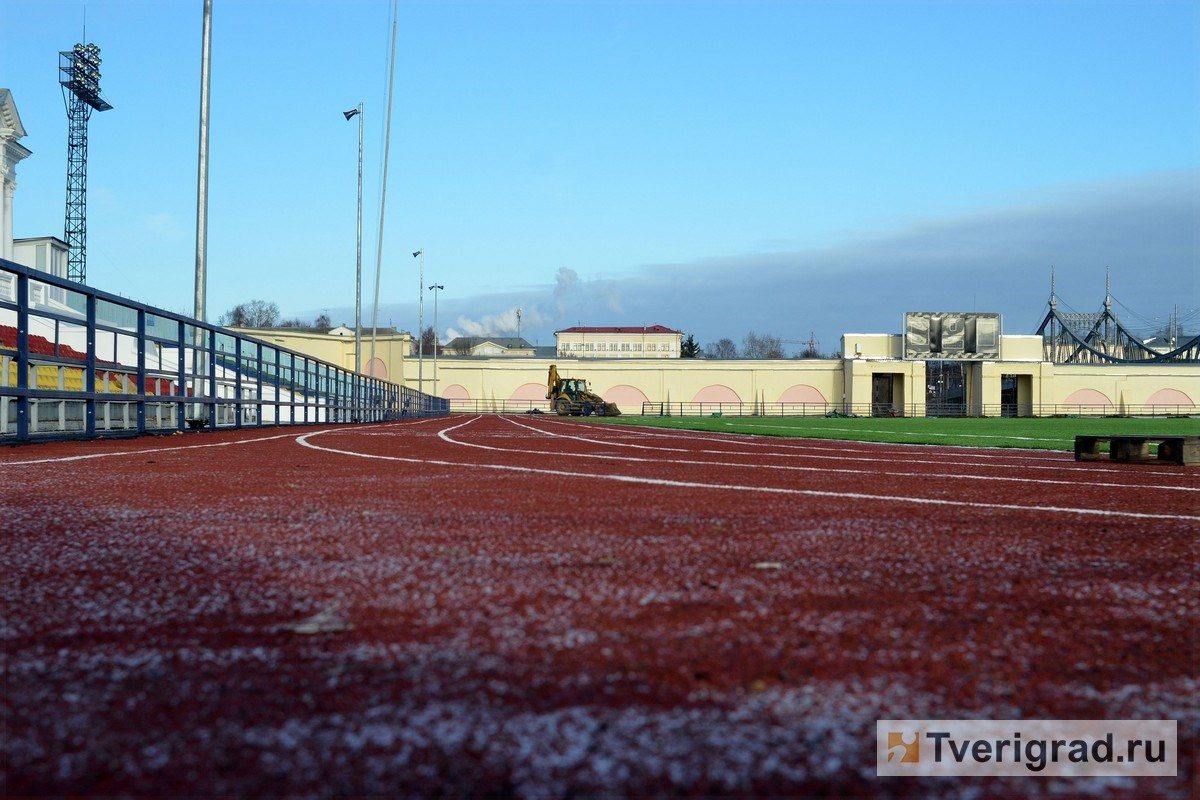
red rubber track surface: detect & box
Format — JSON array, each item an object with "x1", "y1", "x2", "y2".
[{"x1": 3, "y1": 415, "x2": 1197, "y2": 797}]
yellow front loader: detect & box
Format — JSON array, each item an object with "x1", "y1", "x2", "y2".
[{"x1": 546, "y1": 365, "x2": 621, "y2": 417}]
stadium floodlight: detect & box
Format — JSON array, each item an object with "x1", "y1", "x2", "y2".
[
  {"x1": 58, "y1": 40, "x2": 113, "y2": 283},
  {"x1": 345, "y1": 103, "x2": 364, "y2": 380},
  {"x1": 60, "y1": 43, "x2": 110, "y2": 112}
]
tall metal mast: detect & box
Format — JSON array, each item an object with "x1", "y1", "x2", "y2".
[{"x1": 59, "y1": 42, "x2": 112, "y2": 284}]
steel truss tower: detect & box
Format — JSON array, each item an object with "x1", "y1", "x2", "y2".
[
  {"x1": 1036, "y1": 272, "x2": 1199, "y2": 364},
  {"x1": 59, "y1": 43, "x2": 112, "y2": 284}
]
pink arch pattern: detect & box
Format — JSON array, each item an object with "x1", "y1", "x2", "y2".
[
  {"x1": 691, "y1": 384, "x2": 741, "y2": 404},
  {"x1": 1062, "y1": 389, "x2": 1113, "y2": 407},
  {"x1": 442, "y1": 384, "x2": 470, "y2": 400},
  {"x1": 366, "y1": 357, "x2": 387, "y2": 379},
  {"x1": 509, "y1": 382, "x2": 548, "y2": 402},
  {"x1": 778, "y1": 384, "x2": 827, "y2": 405},
  {"x1": 1145, "y1": 388, "x2": 1194, "y2": 408},
  {"x1": 603, "y1": 384, "x2": 650, "y2": 407}
]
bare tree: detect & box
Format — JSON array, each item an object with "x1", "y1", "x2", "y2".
[
  {"x1": 452, "y1": 337, "x2": 479, "y2": 356},
  {"x1": 417, "y1": 326, "x2": 437, "y2": 356},
  {"x1": 742, "y1": 331, "x2": 784, "y2": 359},
  {"x1": 314, "y1": 312, "x2": 332, "y2": 332},
  {"x1": 704, "y1": 338, "x2": 738, "y2": 359},
  {"x1": 219, "y1": 299, "x2": 279, "y2": 328}
]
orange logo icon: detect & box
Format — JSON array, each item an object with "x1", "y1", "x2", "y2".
[{"x1": 887, "y1": 731, "x2": 920, "y2": 763}]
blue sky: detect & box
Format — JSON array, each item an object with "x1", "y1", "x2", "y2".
[{"x1": 3, "y1": 0, "x2": 1197, "y2": 352}]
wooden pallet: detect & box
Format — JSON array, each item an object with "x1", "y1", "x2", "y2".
[{"x1": 1074, "y1": 435, "x2": 1199, "y2": 465}]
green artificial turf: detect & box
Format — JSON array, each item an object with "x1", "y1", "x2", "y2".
[{"x1": 595, "y1": 414, "x2": 1199, "y2": 451}]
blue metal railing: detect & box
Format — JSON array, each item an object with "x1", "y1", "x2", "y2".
[{"x1": 0, "y1": 257, "x2": 445, "y2": 441}]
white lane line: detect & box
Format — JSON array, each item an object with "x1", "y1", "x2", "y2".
[
  {"x1": 0, "y1": 430, "x2": 307, "y2": 466},
  {"x1": 0, "y1": 418, "x2": 437, "y2": 467},
  {"x1": 554, "y1": 418, "x2": 1197, "y2": 478},
  {"x1": 723, "y1": 422, "x2": 1070, "y2": 443},
  {"x1": 295, "y1": 421, "x2": 1200, "y2": 523},
  {"x1": 593, "y1": 421, "x2": 1197, "y2": 477},
  {"x1": 579, "y1": 418, "x2": 1071, "y2": 457},
  {"x1": 487, "y1": 416, "x2": 1199, "y2": 494},
  {"x1": 501, "y1": 416, "x2": 1199, "y2": 482},
  {"x1": 546, "y1": 417, "x2": 1076, "y2": 461}
]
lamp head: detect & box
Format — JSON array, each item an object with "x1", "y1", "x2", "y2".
[
  {"x1": 343, "y1": 108, "x2": 360, "y2": 121},
  {"x1": 412, "y1": 250, "x2": 422, "y2": 258}
]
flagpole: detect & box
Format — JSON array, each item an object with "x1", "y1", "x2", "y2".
[{"x1": 370, "y1": 0, "x2": 398, "y2": 377}]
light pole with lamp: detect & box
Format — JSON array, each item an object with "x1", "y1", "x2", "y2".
[
  {"x1": 428, "y1": 283, "x2": 443, "y2": 399},
  {"x1": 412, "y1": 249, "x2": 424, "y2": 411},
  {"x1": 343, "y1": 104, "x2": 363, "y2": 377}
]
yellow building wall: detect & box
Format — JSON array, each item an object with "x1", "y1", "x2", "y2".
[
  {"x1": 1046, "y1": 365, "x2": 1200, "y2": 412},
  {"x1": 221, "y1": 328, "x2": 1197, "y2": 416},
  {"x1": 1000, "y1": 335, "x2": 1044, "y2": 361},
  {"x1": 842, "y1": 333, "x2": 900, "y2": 359},
  {"x1": 843, "y1": 357, "x2": 927, "y2": 416},
  {"x1": 227, "y1": 328, "x2": 411, "y2": 382},
  {"x1": 419, "y1": 352, "x2": 1198, "y2": 415},
  {"x1": 425, "y1": 357, "x2": 846, "y2": 410}
]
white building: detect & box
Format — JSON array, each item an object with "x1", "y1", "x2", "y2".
[
  {"x1": 555, "y1": 325, "x2": 683, "y2": 359},
  {"x1": 1, "y1": 89, "x2": 33, "y2": 263},
  {"x1": 444, "y1": 336, "x2": 535, "y2": 357}
]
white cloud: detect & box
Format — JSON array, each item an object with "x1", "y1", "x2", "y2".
[
  {"x1": 444, "y1": 306, "x2": 548, "y2": 340},
  {"x1": 313, "y1": 171, "x2": 1199, "y2": 353}
]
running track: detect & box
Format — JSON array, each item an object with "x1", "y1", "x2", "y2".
[{"x1": 3, "y1": 416, "x2": 1196, "y2": 796}]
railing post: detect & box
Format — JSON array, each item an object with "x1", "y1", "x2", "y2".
[
  {"x1": 274, "y1": 347, "x2": 282, "y2": 423},
  {"x1": 83, "y1": 295, "x2": 97, "y2": 436},
  {"x1": 207, "y1": 327, "x2": 217, "y2": 425},
  {"x1": 234, "y1": 336, "x2": 243, "y2": 428},
  {"x1": 136, "y1": 309, "x2": 147, "y2": 434},
  {"x1": 254, "y1": 341, "x2": 263, "y2": 426},
  {"x1": 302, "y1": 357, "x2": 308, "y2": 423},
  {"x1": 14, "y1": 271, "x2": 29, "y2": 441},
  {"x1": 176, "y1": 320, "x2": 187, "y2": 431}
]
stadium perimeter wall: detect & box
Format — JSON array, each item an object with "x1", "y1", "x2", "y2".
[{"x1": 251, "y1": 329, "x2": 1198, "y2": 416}]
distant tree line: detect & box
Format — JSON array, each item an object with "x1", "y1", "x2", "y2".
[
  {"x1": 686, "y1": 331, "x2": 826, "y2": 359},
  {"x1": 218, "y1": 299, "x2": 331, "y2": 332}
]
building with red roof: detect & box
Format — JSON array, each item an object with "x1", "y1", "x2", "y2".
[{"x1": 554, "y1": 325, "x2": 683, "y2": 359}]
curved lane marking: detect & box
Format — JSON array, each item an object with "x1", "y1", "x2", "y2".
[
  {"x1": 484, "y1": 417, "x2": 1190, "y2": 491},
  {"x1": 0, "y1": 417, "x2": 441, "y2": 467},
  {"x1": 294, "y1": 417, "x2": 1200, "y2": 523},
  {"x1": 548, "y1": 417, "x2": 1074, "y2": 458},
  {"x1": 534, "y1": 416, "x2": 1195, "y2": 479}
]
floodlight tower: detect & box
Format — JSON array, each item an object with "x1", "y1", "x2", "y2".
[{"x1": 59, "y1": 42, "x2": 112, "y2": 283}]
